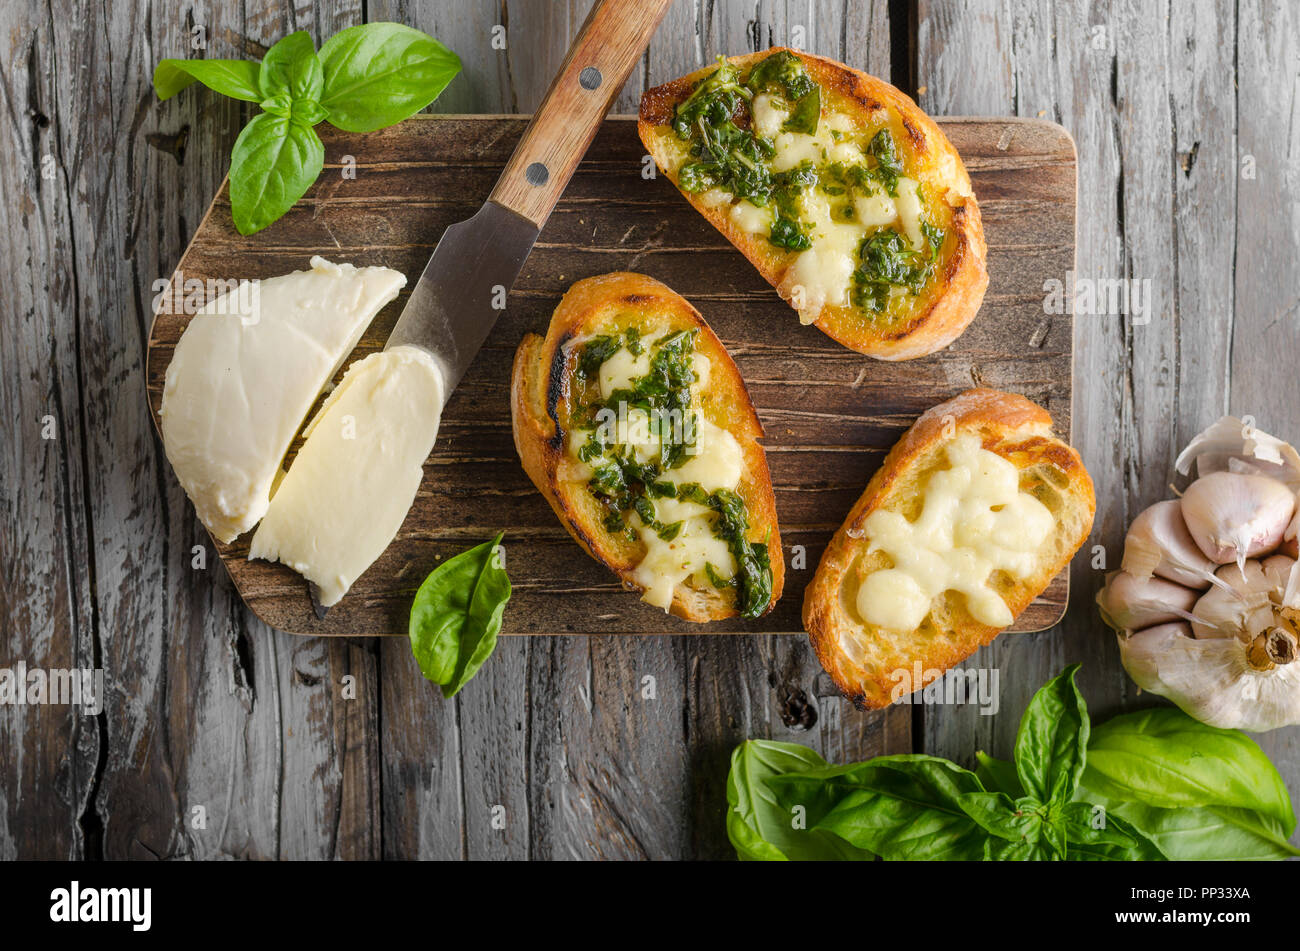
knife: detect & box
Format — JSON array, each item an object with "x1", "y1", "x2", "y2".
[
  {"x1": 384, "y1": 0, "x2": 674, "y2": 394},
  {"x1": 310, "y1": 0, "x2": 673, "y2": 618}
]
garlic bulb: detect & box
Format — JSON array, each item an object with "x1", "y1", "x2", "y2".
[
  {"x1": 1119, "y1": 622, "x2": 1300, "y2": 733},
  {"x1": 1180, "y1": 471, "x2": 1295, "y2": 568},
  {"x1": 1098, "y1": 416, "x2": 1300, "y2": 731},
  {"x1": 1120, "y1": 499, "x2": 1219, "y2": 587}
]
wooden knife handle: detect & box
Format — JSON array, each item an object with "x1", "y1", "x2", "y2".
[{"x1": 488, "y1": 0, "x2": 672, "y2": 229}]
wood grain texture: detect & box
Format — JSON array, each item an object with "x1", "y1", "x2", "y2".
[
  {"x1": 489, "y1": 0, "x2": 672, "y2": 226},
  {"x1": 0, "y1": 0, "x2": 380, "y2": 861},
  {"x1": 9, "y1": 0, "x2": 1294, "y2": 862},
  {"x1": 145, "y1": 115, "x2": 1077, "y2": 642}
]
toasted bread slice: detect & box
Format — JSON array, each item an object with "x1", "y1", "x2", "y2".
[
  {"x1": 803, "y1": 389, "x2": 1095, "y2": 707},
  {"x1": 512, "y1": 272, "x2": 784, "y2": 622},
  {"x1": 639, "y1": 48, "x2": 987, "y2": 361}
]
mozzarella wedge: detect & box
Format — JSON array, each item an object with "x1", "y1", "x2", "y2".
[
  {"x1": 159, "y1": 256, "x2": 406, "y2": 542},
  {"x1": 248, "y1": 345, "x2": 445, "y2": 607}
]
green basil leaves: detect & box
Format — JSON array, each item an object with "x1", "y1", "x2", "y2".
[
  {"x1": 154, "y1": 59, "x2": 262, "y2": 102},
  {"x1": 1083, "y1": 707, "x2": 1295, "y2": 828},
  {"x1": 258, "y1": 31, "x2": 324, "y2": 104},
  {"x1": 228, "y1": 113, "x2": 324, "y2": 238},
  {"x1": 1014, "y1": 663, "x2": 1089, "y2": 803},
  {"x1": 319, "y1": 24, "x2": 462, "y2": 133},
  {"x1": 726, "y1": 665, "x2": 1299, "y2": 860},
  {"x1": 408, "y1": 533, "x2": 511, "y2": 698},
  {"x1": 154, "y1": 22, "x2": 461, "y2": 234}
]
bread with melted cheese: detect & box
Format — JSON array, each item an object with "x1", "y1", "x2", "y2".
[
  {"x1": 803, "y1": 389, "x2": 1094, "y2": 707},
  {"x1": 639, "y1": 48, "x2": 987, "y2": 361},
  {"x1": 512, "y1": 272, "x2": 784, "y2": 622}
]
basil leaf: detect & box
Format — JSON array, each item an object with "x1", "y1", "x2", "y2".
[
  {"x1": 228, "y1": 113, "x2": 324, "y2": 235},
  {"x1": 959, "y1": 791, "x2": 1038, "y2": 841},
  {"x1": 1085, "y1": 708, "x2": 1295, "y2": 832},
  {"x1": 772, "y1": 755, "x2": 990, "y2": 860},
  {"x1": 985, "y1": 836, "x2": 1055, "y2": 860},
  {"x1": 409, "y1": 533, "x2": 511, "y2": 698},
  {"x1": 725, "y1": 740, "x2": 872, "y2": 861},
  {"x1": 1060, "y1": 801, "x2": 1165, "y2": 860},
  {"x1": 1014, "y1": 663, "x2": 1088, "y2": 803},
  {"x1": 1041, "y1": 802, "x2": 1070, "y2": 858},
  {"x1": 782, "y1": 86, "x2": 820, "y2": 135},
  {"x1": 291, "y1": 99, "x2": 329, "y2": 125},
  {"x1": 975, "y1": 751, "x2": 1024, "y2": 797},
  {"x1": 154, "y1": 59, "x2": 262, "y2": 102},
  {"x1": 258, "y1": 30, "x2": 324, "y2": 103},
  {"x1": 319, "y1": 23, "x2": 462, "y2": 133},
  {"x1": 259, "y1": 95, "x2": 292, "y2": 118},
  {"x1": 1078, "y1": 786, "x2": 1300, "y2": 860}
]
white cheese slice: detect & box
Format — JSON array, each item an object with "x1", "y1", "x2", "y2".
[
  {"x1": 781, "y1": 190, "x2": 869, "y2": 320},
  {"x1": 673, "y1": 416, "x2": 744, "y2": 491},
  {"x1": 853, "y1": 433, "x2": 1055, "y2": 632},
  {"x1": 159, "y1": 256, "x2": 406, "y2": 542},
  {"x1": 598, "y1": 346, "x2": 653, "y2": 400},
  {"x1": 632, "y1": 496, "x2": 737, "y2": 610},
  {"x1": 751, "y1": 93, "x2": 789, "y2": 138},
  {"x1": 729, "y1": 199, "x2": 773, "y2": 234},
  {"x1": 248, "y1": 345, "x2": 445, "y2": 606},
  {"x1": 895, "y1": 176, "x2": 926, "y2": 249},
  {"x1": 854, "y1": 191, "x2": 899, "y2": 229}
]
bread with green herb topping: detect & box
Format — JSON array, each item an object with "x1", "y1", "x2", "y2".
[
  {"x1": 511, "y1": 272, "x2": 784, "y2": 622},
  {"x1": 639, "y1": 48, "x2": 988, "y2": 361}
]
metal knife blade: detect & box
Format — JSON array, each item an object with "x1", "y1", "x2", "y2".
[{"x1": 383, "y1": 200, "x2": 539, "y2": 401}]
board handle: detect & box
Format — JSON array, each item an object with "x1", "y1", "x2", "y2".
[{"x1": 488, "y1": 0, "x2": 672, "y2": 229}]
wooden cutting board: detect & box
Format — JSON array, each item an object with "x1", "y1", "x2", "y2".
[{"x1": 146, "y1": 115, "x2": 1077, "y2": 636}]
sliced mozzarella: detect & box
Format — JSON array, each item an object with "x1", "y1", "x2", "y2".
[
  {"x1": 159, "y1": 256, "x2": 406, "y2": 542},
  {"x1": 248, "y1": 345, "x2": 445, "y2": 607}
]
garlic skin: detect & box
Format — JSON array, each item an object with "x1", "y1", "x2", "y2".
[
  {"x1": 1118, "y1": 626, "x2": 1300, "y2": 733},
  {"x1": 1099, "y1": 416, "x2": 1300, "y2": 731},
  {"x1": 1121, "y1": 499, "x2": 1219, "y2": 588},
  {"x1": 1175, "y1": 415, "x2": 1300, "y2": 487},
  {"x1": 1096, "y1": 571, "x2": 1198, "y2": 631},
  {"x1": 1179, "y1": 471, "x2": 1295, "y2": 568}
]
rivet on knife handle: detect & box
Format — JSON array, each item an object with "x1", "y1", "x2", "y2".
[{"x1": 488, "y1": 0, "x2": 673, "y2": 230}]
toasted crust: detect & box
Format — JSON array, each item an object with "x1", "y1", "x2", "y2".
[
  {"x1": 511, "y1": 271, "x2": 785, "y2": 622},
  {"x1": 802, "y1": 389, "x2": 1095, "y2": 707},
  {"x1": 639, "y1": 48, "x2": 988, "y2": 361}
]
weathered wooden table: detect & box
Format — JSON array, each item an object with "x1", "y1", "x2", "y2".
[{"x1": 3, "y1": 0, "x2": 1297, "y2": 859}]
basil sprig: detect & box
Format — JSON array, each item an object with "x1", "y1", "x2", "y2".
[
  {"x1": 408, "y1": 533, "x2": 511, "y2": 698},
  {"x1": 728, "y1": 665, "x2": 1300, "y2": 860},
  {"x1": 154, "y1": 23, "x2": 460, "y2": 234}
]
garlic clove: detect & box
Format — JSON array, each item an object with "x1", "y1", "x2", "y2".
[
  {"x1": 1179, "y1": 471, "x2": 1296, "y2": 568},
  {"x1": 1121, "y1": 499, "x2": 1219, "y2": 588},
  {"x1": 1119, "y1": 622, "x2": 1194, "y2": 690},
  {"x1": 1117, "y1": 624, "x2": 1300, "y2": 732},
  {"x1": 1189, "y1": 561, "x2": 1274, "y2": 639},
  {"x1": 1096, "y1": 570, "x2": 1200, "y2": 632},
  {"x1": 1175, "y1": 415, "x2": 1300, "y2": 488},
  {"x1": 1280, "y1": 534, "x2": 1299, "y2": 559},
  {"x1": 1261, "y1": 554, "x2": 1300, "y2": 608}
]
